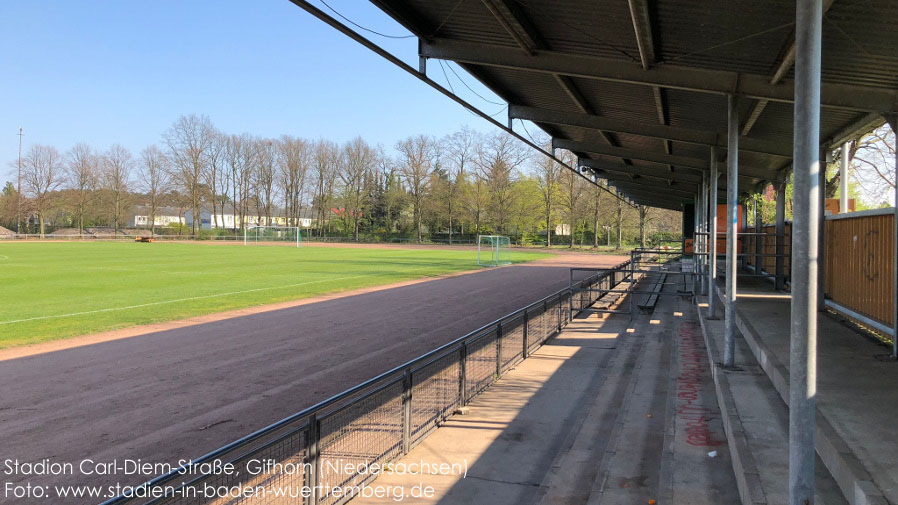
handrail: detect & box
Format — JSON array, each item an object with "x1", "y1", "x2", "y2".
[{"x1": 99, "y1": 262, "x2": 629, "y2": 505}]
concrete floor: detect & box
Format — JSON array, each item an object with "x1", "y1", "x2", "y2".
[
  {"x1": 350, "y1": 279, "x2": 740, "y2": 505},
  {"x1": 710, "y1": 274, "x2": 897, "y2": 505}
]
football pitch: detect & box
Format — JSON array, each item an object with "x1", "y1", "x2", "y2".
[{"x1": 0, "y1": 242, "x2": 552, "y2": 349}]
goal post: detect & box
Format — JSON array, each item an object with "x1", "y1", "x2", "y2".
[
  {"x1": 243, "y1": 226, "x2": 301, "y2": 247},
  {"x1": 477, "y1": 235, "x2": 511, "y2": 266}
]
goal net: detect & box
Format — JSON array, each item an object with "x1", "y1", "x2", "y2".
[
  {"x1": 243, "y1": 226, "x2": 301, "y2": 247},
  {"x1": 477, "y1": 235, "x2": 511, "y2": 266}
]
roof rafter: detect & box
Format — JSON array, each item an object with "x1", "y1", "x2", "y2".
[
  {"x1": 741, "y1": 0, "x2": 836, "y2": 135},
  {"x1": 511, "y1": 105, "x2": 792, "y2": 157},
  {"x1": 556, "y1": 138, "x2": 772, "y2": 180},
  {"x1": 419, "y1": 38, "x2": 898, "y2": 113}
]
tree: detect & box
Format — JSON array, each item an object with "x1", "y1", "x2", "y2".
[
  {"x1": 20, "y1": 145, "x2": 63, "y2": 237},
  {"x1": 204, "y1": 130, "x2": 226, "y2": 228},
  {"x1": 638, "y1": 205, "x2": 652, "y2": 248},
  {"x1": 65, "y1": 143, "x2": 98, "y2": 235},
  {"x1": 101, "y1": 144, "x2": 133, "y2": 236},
  {"x1": 312, "y1": 140, "x2": 339, "y2": 237},
  {"x1": 339, "y1": 137, "x2": 375, "y2": 240},
  {"x1": 254, "y1": 139, "x2": 277, "y2": 225},
  {"x1": 164, "y1": 114, "x2": 214, "y2": 234},
  {"x1": 396, "y1": 135, "x2": 435, "y2": 241},
  {"x1": 443, "y1": 127, "x2": 477, "y2": 244},
  {"x1": 278, "y1": 136, "x2": 311, "y2": 226},
  {"x1": 591, "y1": 181, "x2": 604, "y2": 248},
  {"x1": 139, "y1": 145, "x2": 170, "y2": 235},
  {"x1": 536, "y1": 148, "x2": 560, "y2": 246},
  {"x1": 476, "y1": 133, "x2": 529, "y2": 234},
  {"x1": 558, "y1": 153, "x2": 585, "y2": 248}
]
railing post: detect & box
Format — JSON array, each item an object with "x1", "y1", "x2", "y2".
[
  {"x1": 557, "y1": 294, "x2": 562, "y2": 332},
  {"x1": 458, "y1": 343, "x2": 467, "y2": 406},
  {"x1": 543, "y1": 299, "x2": 549, "y2": 340},
  {"x1": 308, "y1": 414, "x2": 320, "y2": 505},
  {"x1": 401, "y1": 369, "x2": 411, "y2": 454},
  {"x1": 495, "y1": 323, "x2": 503, "y2": 377},
  {"x1": 522, "y1": 311, "x2": 529, "y2": 359}
]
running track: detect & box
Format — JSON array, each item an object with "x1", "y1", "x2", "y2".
[{"x1": 0, "y1": 253, "x2": 625, "y2": 503}]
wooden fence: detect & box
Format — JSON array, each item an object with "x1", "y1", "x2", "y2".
[
  {"x1": 824, "y1": 209, "x2": 895, "y2": 329},
  {"x1": 741, "y1": 210, "x2": 895, "y2": 332}
]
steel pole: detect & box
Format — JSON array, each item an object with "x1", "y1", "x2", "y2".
[
  {"x1": 890, "y1": 115, "x2": 898, "y2": 359},
  {"x1": 776, "y1": 177, "x2": 787, "y2": 290},
  {"x1": 790, "y1": 0, "x2": 822, "y2": 503},
  {"x1": 702, "y1": 172, "x2": 709, "y2": 295},
  {"x1": 819, "y1": 147, "x2": 827, "y2": 312},
  {"x1": 709, "y1": 147, "x2": 719, "y2": 318},
  {"x1": 17, "y1": 127, "x2": 22, "y2": 236},
  {"x1": 724, "y1": 94, "x2": 739, "y2": 367},
  {"x1": 840, "y1": 142, "x2": 849, "y2": 214},
  {"x1": 755, "y1": 199, "x2": 763, "y2": 277}
]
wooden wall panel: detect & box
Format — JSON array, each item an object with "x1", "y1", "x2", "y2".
[{"x1": 825, "y1": 214, "x2": 895, "y2": 327}]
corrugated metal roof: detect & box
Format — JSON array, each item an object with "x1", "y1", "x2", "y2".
[{"x1": 373, "y1": 0, "x2": 897, "y2": 208}]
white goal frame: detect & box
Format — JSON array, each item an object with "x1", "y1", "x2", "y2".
[
  {"x1": 477, "y1": 235, "x2": 511, "y2": 266},
  {"x1": 243, "y1": 226, "x2": 301, "y2": 247}
]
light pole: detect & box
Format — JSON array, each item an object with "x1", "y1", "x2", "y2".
[{"x1": 17, "y1": 127, "x2": 23, "y2": 235}]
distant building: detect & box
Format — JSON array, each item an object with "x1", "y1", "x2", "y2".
[{"x1": 129, "y1": 206, "x2": 185, "y2": 228}]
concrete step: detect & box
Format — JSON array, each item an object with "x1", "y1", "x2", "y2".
[{"x1": 697, "y1": 296, "x2": 849, "y2": 505}]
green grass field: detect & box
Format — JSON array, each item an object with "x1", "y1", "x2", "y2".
[{"x1": 0, "y1": 242, "x2": 551, "y2": 349}]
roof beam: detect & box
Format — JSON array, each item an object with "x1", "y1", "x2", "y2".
[
  {"x1": 741, "y1": 0, "x2": 836, "y2": 135},
  {"x1": 556, "y1": 138, "x2": 773, "y2": 180},
  {"x1": 420, "y1": 38, "x2": 898, "y2": 113},
  {"x1": 823, "y1": 112, "x2": 885, "y2": 147},
  {"x1": 511, "y1": 105, "x2": 793, "y2": 157},
  {"x1": 607, "y1": 177, "x2": 698, "y2": 196},
  {"x1": 627, "y1": 0, "x2": 655, "y2": 70},
  {"x1": 480, "y1": 0, "x2": 541, "y2": 54},
  {"x1": 578, "y1": 158, "x2": 701, "y2": 184}
]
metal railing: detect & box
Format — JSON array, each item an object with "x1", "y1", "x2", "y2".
[{"x1": 99, "y1": 263, "x2": 629, "y2": 505}]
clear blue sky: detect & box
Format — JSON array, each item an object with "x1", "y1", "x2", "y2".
[{"x1": 0, "y1": 0, "x2": 506, "y2": 182}]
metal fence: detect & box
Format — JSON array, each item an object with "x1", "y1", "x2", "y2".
[{"x1": 99, "y1": 265, "x2": 627, "y2": 505}]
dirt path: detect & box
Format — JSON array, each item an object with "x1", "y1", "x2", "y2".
[{"x1": 0, "y1": 253, "x2": 624, "y2": 504}]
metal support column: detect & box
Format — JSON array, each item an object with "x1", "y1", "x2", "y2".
[
  {"x1": 819, "y1": 146, "x2": 827, "y2": 312},
  {"x1": 890, "y1": 115, "x2": 898, "y2": 359},
  {"x1": 702, "y1": 172, "x2": 709, "y2": 295},
  {"x1": 776, "y1": 177, "x2": 787, "y2": 290},
  {"x1": 790, "y1": 0, "x2": 822, "y2": 502},
  {"x1": 755, "y1": 199, "x2": 763, "y2": 278},
  {"x1": 741, "y1": 203, "x2": 749, "y2": 270},
  {"x1": 724, "y1": 95, "x2": 739, "y2": 367},
  {"x1": 709, "y1": 147, "x2": 719, "y2": 318},
  {"x1": 840, "y1": 142, "x2": 850, "y2": 214}
]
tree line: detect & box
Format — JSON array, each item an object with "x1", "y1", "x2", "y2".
[{"x1": 2, "y1": 114, "x2": 681, "y2": 246}]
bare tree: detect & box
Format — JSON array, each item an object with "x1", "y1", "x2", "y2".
[
  {"x1": 101, "y1": 144, "x2": 133, "y2": 236},
  {"x1": 204, "y1": 129, "x2": 226, "y2": 229},
  {"x1": 340, "y1": 137, "x2": 376, "y2": 240},
  {"x1": 226, "y1": 134, "x2": 257, "y2": 231},
  {"x1": 139, "y1": 145, "x2": 170, "y2": 235},
  {"x1": 591, "y1": 180, "x2": 604, "y2": 248},
  {"x1": 312, "y1": 140, "x2": 340, "y2": 237},
  {"x1": 164, "y1": 114, "x2": 214, "y2": 233},
  {"x1": 254, "y1": 139, "x2": 277, "y2": 225},
  {"x1": 444, "y1": 127, "x2": 477, "y2": 244},
  {"x1": 278, "y1": 136, "x2": 311, "y2": 226},
  {"x1": 65, "y1": 143, "x2": 98, "y2": 236},
  {"x1": 396, "y1": 135, "x2": 435, "y2": 241},
  {"x1": 21, "y1": 145, "x2": 63, "y2": 237},
  {"x1": 849, "y1": 124, "x2": 896, "y2": 205}
]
